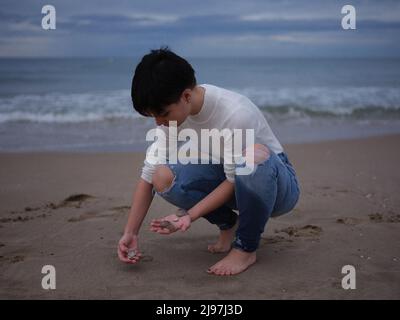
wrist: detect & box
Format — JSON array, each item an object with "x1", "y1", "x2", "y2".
[
  {"x1": 175, "y1": 208, "x2": 195, "y2": 223},
  {"x1": 187, "y1": 209, "x2": 199, "y2": 222},
  {"x1": 123, "y1": 229, "x2": 138, "y2": 236}
]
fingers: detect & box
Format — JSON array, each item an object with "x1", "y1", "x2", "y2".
[
  {"x1": 151, "y1": 218, "x2": 174, "y2": 225},
  {"x1": 150, "y1": 220, "x2": 162, "y2": 227},
  {"x1": 150, "y1": 224, "x2": 177, "y2": 234},
  {"x1": 156, "y1": 228, "x2": 174, "y2": 235},
  {"x1": 150, "y1": 219, "x2": 167, "y2": 228},
  {"x1": 118, "y1": 240, "x2": 141, "y2": 264},
  {"x1": 150, "y1": 226, "x2": 174, "y2": 234},
  {"x1": 127, "y1": 253, "x2": 141, "y2": 264},
  {"x1": 118, "y1": 249, "x2": 137, "y2": 264},
  {"x1": 150, "y1": 217, "x2": 179, "y2": 234},
  {"x1": 119, "y1": 242, "x2": 128, "y2": 254},
  {"x1": 149, "y1": 223, "x2": 167, "y2": 232},
  {"x1": 117, "y1": 247, "x2": 142, "y2": 264}
]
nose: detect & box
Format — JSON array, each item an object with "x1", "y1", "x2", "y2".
[{"x1": 155, "y1": 117, "x2": 169, "y2": 126}]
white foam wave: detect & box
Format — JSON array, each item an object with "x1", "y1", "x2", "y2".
[
  {"x1": 0, "y1": 90, "x2": 139, "y2": 123},
  {"x1": 237, "y1": 86, "x2": 400, "y2": 115},
  {"x1": 1, "y1": 87, "x2": 400, "y2": 123}
]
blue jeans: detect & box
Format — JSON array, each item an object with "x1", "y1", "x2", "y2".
[{"x1": 154, "y1": 151, "x2": 300, "y2": 252}]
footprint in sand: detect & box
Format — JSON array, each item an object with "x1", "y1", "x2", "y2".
[
  {"x1": 111, "y1": 206, "x2": 130, "y2": 212},
  {"x1": 23, "y1": 206, "x2": 41, "y2": 212},
  {"x1": 386, "y1": 215, "x2": 400, "y2": 223},
  {"x1": 5, "y1": 193, "x2": 130, "y2": 225},
  {"x1": 0, "y1": 214, "x2": 46, "y2": 224},
  {"x1": 369, "y1": 213, "x2": 384, "y2": 222},
  {"x1": 320, "y1": 186, "x2": 331, "y2": 190},
  {"x1": 369, "y1": 212, "x2": 400, "y2": 223},
  {"x1": 0, "y1": 255, "x2": 25, "y2": 264},
  {"x1": 336, "y1": 217, "x2": 362, "y2": 225},
  {"x1": 10, "y1": 255, "x2": 25, "y2": 263},
  {"x1": 52, "y1": 193, "x2": 95, "y2": 209},
  {"x1": 261, "y1": 235, "x2": 294, "y2": 245},
  {"x1": 67, "y1": 204, "x2": 130, "y2": 223},
  {"x1": 5, "y1": 193, "x2": 96, "y2": 223},
  {"x1": 336, "y1": 212, "x2": 400, "y2": 226},
  {"x1": 54, "y1": 195, "x2": 129, "y2": 223},
  {"x1": 67, "y1": 210, "x2": 116, "y2": 222},
  {"x1": 68, "y1": 211, "x2": 100, "y2": 222},
  {"x1": 275, "y1": 225, "x2": 323, "y2": 237}
]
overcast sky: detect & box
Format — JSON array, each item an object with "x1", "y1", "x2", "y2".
[{"x1": 1, "y1": 0, "x2": 399, "y2": 57}]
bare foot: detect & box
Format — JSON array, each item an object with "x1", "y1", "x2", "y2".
[
  {"x1": 207, "y1": 248, "x2": 257, "y2": 276},
  {"x1": 207, "y1": 221, "x2": 238, "y2": 253}
]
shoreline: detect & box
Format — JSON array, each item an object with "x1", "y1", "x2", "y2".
[
  {"x1": 1, "y1": 117, "x2": 400, "y2": 153},
  {"x1": 0, "y1": 131, "x2": 399, "y2": 154}
]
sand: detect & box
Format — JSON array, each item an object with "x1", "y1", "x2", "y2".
[{"x1": 0, "y1": 134, "x2": 399, "y2": 299}]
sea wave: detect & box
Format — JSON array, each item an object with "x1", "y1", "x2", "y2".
[
  {"x1": 1, "y1": 87, "x2": 400, "y2": 123},
  {"x1": 0, "y1": 90, "x2": 138, "y2": 123},
  {"x1": 238, "y1": 86, "x2": 400, "y2": 119}
]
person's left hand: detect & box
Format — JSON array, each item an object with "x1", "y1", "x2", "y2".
[{"x1": 150, "y1": 211, "x2": 191, "y2": 235}]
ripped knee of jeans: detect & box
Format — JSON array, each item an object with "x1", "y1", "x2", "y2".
[
  {"x1": 235, "y1": 144, "x2": 271, "y2": 176},
  {"x1": 152, "y1": 165, "x2": 175, "y2": 193},
  {"x1": 242, "y1": 143, "x2": 271, "y2": 165}
]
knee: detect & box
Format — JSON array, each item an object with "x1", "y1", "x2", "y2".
[
  {"x1": 152, "y1": 165, "x2": 174, "y2": 193},
  {"x1": 243, "y1": 143, "x2": 270, "y2": 164}
]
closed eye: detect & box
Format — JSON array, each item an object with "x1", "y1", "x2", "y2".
[{"x1": 160, "y1": 111, "x2": 169, "y2": 117}]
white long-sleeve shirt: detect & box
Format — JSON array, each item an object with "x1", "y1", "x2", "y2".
[{"x1": 141, "y1": 84, "x2": 284, "y2": 184}]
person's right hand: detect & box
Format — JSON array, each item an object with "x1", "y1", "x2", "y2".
[{"x1": 118, "y1": 232, "x2": 141, "y2": 264}]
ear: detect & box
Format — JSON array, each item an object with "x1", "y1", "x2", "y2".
[{"x1": 181, "y1": 88, "x2": 192, "y2": 103}]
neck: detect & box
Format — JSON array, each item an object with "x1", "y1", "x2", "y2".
[{"x1": 190, "y1": 85, "x2": 205, "y2": 116}]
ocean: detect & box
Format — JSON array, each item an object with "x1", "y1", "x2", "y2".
[{"x1": 1, "y1": 57, "x2": 400, "y2": 152}]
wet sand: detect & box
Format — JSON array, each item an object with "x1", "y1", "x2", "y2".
[{"x1": 0, "y1": 134, "x2": 399, "y2": 299}]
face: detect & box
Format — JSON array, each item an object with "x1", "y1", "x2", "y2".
[{"x1": 152, "y1": 89, "x2": 192, "y2": 127}]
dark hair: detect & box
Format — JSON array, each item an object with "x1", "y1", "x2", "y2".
[{"x1": 131, "y1": 46, "x2": 197, "y2": 117}]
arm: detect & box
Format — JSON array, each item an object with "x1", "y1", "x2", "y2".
[
  {"x1": 125, "y1": 177, "x2": 154, "y2": 235},
  {"x1": 126, "y1": 124, "x2": 168, "y2": 233},
  {"x1": 150, "y1": 179, "x2": 235, "y2": 234},
  {"x1": 187, "y1": 132, "x2": 237, "y2": 222},
  {"x1": 118, "y1": 177, "x2": 154, "y2": 264},
  {"x1": 188, "y1": 179, "x2": 235, "y2": 222}
]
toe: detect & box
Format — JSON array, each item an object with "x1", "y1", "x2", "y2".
[
  {"x1": 224, "y1": 269, "x2": 231, "y2": 276},
  {"x1": 207, "y1": 263, "x2": 218, "y2": 274},
  {"x1": 223, "y1": 267, "x2": 231, "y2": 275},
  {"x1": 210, "y1": 265, "x2": 219, "y2": 274},
  {"x1": 215, "y1": 267, "x2": 225, "y2": 275},
  {"x1": 230, "y1": 268, "x2": 238, "y2": 276}
]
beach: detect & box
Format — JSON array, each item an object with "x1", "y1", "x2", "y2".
[{"x1": 1, "y1": 133, "x2": 399, "y2": 299}]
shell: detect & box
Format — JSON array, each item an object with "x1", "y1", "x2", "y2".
[
  {"x1": 127, "y1": 249, "x2": 137, "y2": 260},
  {"x1": 159, "y1": 220, "x2": 176, "y2": 232}
]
